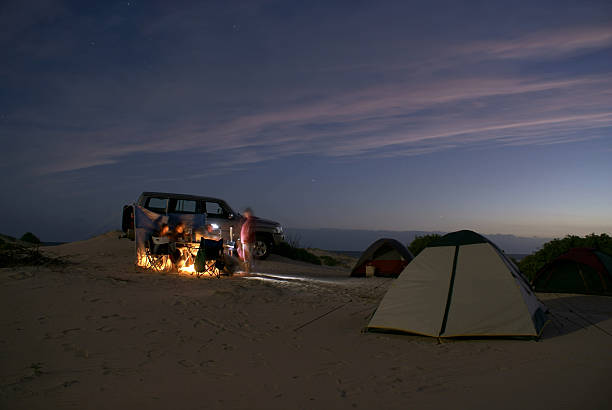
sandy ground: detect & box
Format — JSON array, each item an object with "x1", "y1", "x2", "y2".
[{"x1": 1, "y1": 232, "x2": 611, "y2": 410}]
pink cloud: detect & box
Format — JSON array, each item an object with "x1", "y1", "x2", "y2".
[
  {"x1": 22, "y1": 72, "x2": 611, "y2": 175},
  {"x1": 8, "y1": 22, "x2": 612, "y2": 176},
  {"x1": 461, "y1": 26, "x2": 612, "y2": 60}
]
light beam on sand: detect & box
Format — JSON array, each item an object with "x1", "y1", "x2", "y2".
[{"x1": 244, "y1": 272, "x2": 345, "y2": 285}]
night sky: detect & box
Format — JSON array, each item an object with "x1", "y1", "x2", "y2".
[{"x1": 1, "y1": 0, "x2": 611, "y2": 242}]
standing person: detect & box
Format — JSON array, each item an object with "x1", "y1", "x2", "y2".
[{"x1": 240, "y1": 207, "x2": 256, "y2": 274}]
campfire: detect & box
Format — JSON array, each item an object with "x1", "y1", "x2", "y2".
[
  {"x1": 136, "y1": 247, "x2": 222, "y2": 276},
  {"x1": 133, "y1": 205, "x2": 230, "y2": 277},
  {"x1": 136, "y1": 232, "x2": 231, "y2": 277}
]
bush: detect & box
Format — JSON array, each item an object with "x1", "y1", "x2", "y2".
[
  {"x1": 0, "y1": 241, "x2": 66, "y2": 268},
  {"x1": 408, "y1": 234, "x2": 442, "y2": 256},
  {"x1": 319, "y1": 255, "x2": 341, "y2": 266},
  {"x1": 20, "y1": 232, "x2": 41, "y2": 244},
  {"x1": 518, "y1": 233, "x2": 612, "y2": 280},
  {"x1": 272, "y1": 241, "x2": 321, "y2": 265}
]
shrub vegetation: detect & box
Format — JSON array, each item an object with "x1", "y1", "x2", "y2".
[
  {"x1": 273, "y1": 241, "x2": 322, "y2": 265},
  {"x1": 518, "y1": 233, "x2": 612, "y2": 280},
  {"x1": 0, "y1": 240, "x2": 67, "y2": 268},
  {"x1": 20, "y1": 232, "x2": 41, "y2": 244},
  {"x1": 408, "y1": 234, "x2": 442, "y2": 256},
  {"x1": 319, "y1": 255, "x2": 341, "y2": 266}
]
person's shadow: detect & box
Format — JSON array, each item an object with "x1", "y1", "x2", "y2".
[{"x1": 539, "y1": 294, "x2": 612, "y2": 339}]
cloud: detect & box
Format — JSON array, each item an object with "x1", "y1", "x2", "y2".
[
  {"x1": 3, "y1": 9, "x2": 612, "y2": 178},
  {"x1": 461, "y1": 25, "x2": 612, "y2": 60},
  {"x1": 5, "y1": 71, "x2": 610, "y2": 177},
  {"x1": 162, "y1": 73, "x2": 612, "y2": 161}
]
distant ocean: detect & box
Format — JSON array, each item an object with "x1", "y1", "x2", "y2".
[
  {"x1": 329, "y1": 250, "x2": 364, "y2": 258},
  {"x1": 330, "y1": 250, "x2": 530, "y2": 261},
  {"x1": 508, "y1": 254, "x2": 529, "y2": 261},
  {"x1": 288, "y1": 228, "x2": 549, "y2": 255}
]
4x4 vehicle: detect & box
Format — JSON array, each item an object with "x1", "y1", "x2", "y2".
[{"x1": 122, "y1": 192, "x2": 285, "y2": 259}]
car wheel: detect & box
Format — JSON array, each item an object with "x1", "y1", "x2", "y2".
[{"x1": 253, "y1": 235, "x2": 271, "y2": 260}]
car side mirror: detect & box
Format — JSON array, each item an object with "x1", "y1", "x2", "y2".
[{"x1": 228, "y1": 213, "x2": 234, "y2": 220}]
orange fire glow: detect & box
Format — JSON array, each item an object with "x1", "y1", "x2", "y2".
[{"x1": 137, "y1": 248, "x2": 220, "y2": 277}]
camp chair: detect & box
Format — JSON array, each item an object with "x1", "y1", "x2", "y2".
[
  {"x1": 194, "y1": 238, "x2": 225, "y2": 278},
  {"x1": 144, "y1": 236, "x2": 173, "y2": 273}
]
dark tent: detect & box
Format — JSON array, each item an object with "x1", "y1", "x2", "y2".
[
  {"x1": 351, "y1": 238, "x2": 414, "y2": 277},
  {"x1": 532, "y1": 247, "x2": 612, "y2": 295}
]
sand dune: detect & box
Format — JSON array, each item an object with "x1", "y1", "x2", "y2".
[{"x1": 1, "y1": 232, "x2": 611, "y2": 409}]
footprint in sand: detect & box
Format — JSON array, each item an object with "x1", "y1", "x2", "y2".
[
  {"x1": 199, "y1": 359, "x2": 216, "y2": 367},
  {"x1": 8, "y1": 272, "x2": 35, "y2": 281},
  {"x1": 96, "y1": 325, "x2": 115, "y2": 333},
  {"x1": 196, "y1": 340, "x2": 214, "y2": 352},
  {"x1": 177, "y1": 359, "x2": 195, "y2": 368},
  {"x1": 62, "y1": 344, "x2": 88, "y2": 358},
  {"x1": 42, "y1": 379, "x2": 80, "y2": 394},
  {"x1": 146, "y1": 349, "x2": 163, "y2": 359},
  {"x1": 62, "y1": 343, "x2": 76, "y2": 352}
]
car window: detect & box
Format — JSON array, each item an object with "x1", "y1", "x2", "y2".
[
  {"x1": 205, "y1": 201, "x2": 227, "y2": 218},
  {"x1": 146, "y1": 197, "x2": 168, "y2": 213},
  {"x1": 171, "y1": 199, "x2": 197, "y2": 214}
]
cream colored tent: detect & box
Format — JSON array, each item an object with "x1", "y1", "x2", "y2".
[{"x1": 367, "y1": 230, "x2": 547, "y2": 338}]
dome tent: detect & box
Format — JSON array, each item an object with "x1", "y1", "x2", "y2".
[
  {"x1": 367, "y1": 230, "x2": 547, "y2": 338},
  {"x1": 532, "y1": 247, "x2": 612, "y2": 295},
  {"x1": 350, "y1": 238, "x2": 414, "y2": 278}
]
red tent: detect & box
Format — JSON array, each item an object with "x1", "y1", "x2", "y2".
[{"x1": 351, "y1": 238, "x2": 414, "y2": 278}]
